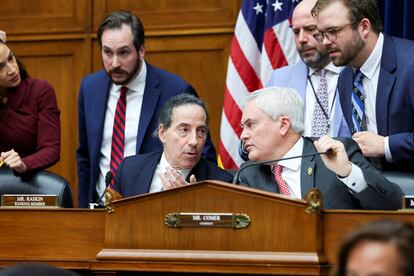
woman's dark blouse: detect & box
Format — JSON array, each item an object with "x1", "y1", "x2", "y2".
[{"x1": 0, "y1": 77, "x2": 60, "y2": 171}]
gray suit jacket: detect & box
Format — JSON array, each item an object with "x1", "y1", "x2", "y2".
[
  {"x1": 267, "y1": 60, "x2": 350, "y2": 137},
  {"x1": 237, "y1": 137, "x2": 403, "y2": 210}
]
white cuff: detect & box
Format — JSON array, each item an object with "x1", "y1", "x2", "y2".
[
  {"x1": 337, "y1": 163, "x2": 368, "y2": 193},
  {"x1": 384, "y1": 136, "x2": 393, "y2": 162}
]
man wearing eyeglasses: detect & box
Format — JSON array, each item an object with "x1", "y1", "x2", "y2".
[
  {"x1": 268, "y1": 0, "x2": 350, "y2": 138},
  {"x1": 239, "y1": 0, "x2": 350, "y2": 162},
  {"x1": 312, "y1": 0, "x2": 414, "y2": 171}
]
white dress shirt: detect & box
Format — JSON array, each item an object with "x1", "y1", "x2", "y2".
[
  {"x1": 149, "y1": 152, "x2": 191, "y2": 193},
  {"x1": 96, "y1": 62, "x2": 147, "y2": 198},
  {"x1": 304, "y1": 63, "x2": 341, "y2": 137},
  {"x1": 358, "y1": 33, "x2": 392, "y2": 161},
  {"x1": 274, "y1": 137, "x2": 368, "y2": 198}
]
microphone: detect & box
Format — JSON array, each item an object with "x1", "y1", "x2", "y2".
[
  {"x1": 232, "y1": 149, "x2": 332, "y2": 184},
  {"x1": 89, "y1": 171, "x2": 112, "y2": 209}
]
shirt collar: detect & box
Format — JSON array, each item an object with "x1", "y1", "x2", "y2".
[
  {"x1": 359, "y1": 33, "x2": 383, "y2": 79},
  {"x1": 112, "y1": 60, "x2": 147, "y2": 94},
  {"x1": 276, "y1": 137, "x2": 304, "y2": 172},
  {"x1": 159, "y1": 152, "x2": 191, "y2": 179},
  {"x1": 308, "y1": 62, "x2": 342, "y2": 77}
]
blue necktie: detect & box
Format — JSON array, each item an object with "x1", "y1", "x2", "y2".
[{"x1": 351, "y1": 70, "x2": 366, "y2": 133}]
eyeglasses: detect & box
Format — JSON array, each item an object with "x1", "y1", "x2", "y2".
[{"x1": 313, "y1": 19, "x2": 361, "y2": 43}]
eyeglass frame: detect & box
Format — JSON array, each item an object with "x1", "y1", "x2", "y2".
[{"x1": 313, "y1": 19, "x2": 362, "y2": 43}]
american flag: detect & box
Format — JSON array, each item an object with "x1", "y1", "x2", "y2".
[{"x1": 219, "y1": 0, "x2": 300, "y2": 169}]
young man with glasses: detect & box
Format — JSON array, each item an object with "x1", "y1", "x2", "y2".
[{"x1": 312, "y1": 0, "x2": 414, "y2": 172}]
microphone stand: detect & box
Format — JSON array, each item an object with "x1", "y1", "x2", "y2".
[{"x1": 232, "y1": 150, "x2": 331, "y2": 184}]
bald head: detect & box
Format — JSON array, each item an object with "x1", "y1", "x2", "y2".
[
  {"x1": 291, "y1": 0, "x2": 329, "y2": 70},
  {"x1": 294, "y1": 0, "x2": 317, "y2": 15}
]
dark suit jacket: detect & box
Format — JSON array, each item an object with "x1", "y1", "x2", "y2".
[
  {"x1": 337, "y1": 35, "x2": 414, "y2": 168},
  {"x1": 76, "y1": 62, "x2": 217, "y2": 207},
  {"x1": 237, "y1": 137, "x2": 403, "y2": 210},
  {"x1": 114, "y1": 151, "x2": 234, "y2": 197}
]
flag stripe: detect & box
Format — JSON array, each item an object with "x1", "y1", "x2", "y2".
[{"x1": 219, "y1": 0, "x2": 299, "y2": 169}]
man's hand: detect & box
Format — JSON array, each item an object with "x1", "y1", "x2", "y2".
[
  {"x1": 352, "y1": 131, "x2": 385, "y2": 157},
  {"x1": 159, "y1": 167, "x2": 197, "y2": 190},
  {"x1": 314, "y1": 136, "x2": 351, "y2": 177},
  {"x1": 0, "y1": 149, "x2": 27, "y2": 173}
]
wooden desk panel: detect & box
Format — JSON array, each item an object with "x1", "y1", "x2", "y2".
[
  {"x1": 0, "y1": 209, "x2": 104, "y2": 267},
  {"x1": 0, "y1": 182, "x2": 413, "y2": 275}
]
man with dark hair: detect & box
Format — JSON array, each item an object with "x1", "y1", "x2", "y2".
[
  {"x1": 77, "y1": 11, "x2": 216, "y2": 208},
  {"x1": 114, "y1": 94, "x2": 232, "y2": 197},
  {"x1": 312, "y1": 0, "x2": 414, "y2": 171},
  {"x1": 336, "y1": 220, "x2": 414, "y2": 276}
]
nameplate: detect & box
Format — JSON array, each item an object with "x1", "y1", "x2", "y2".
[
  {"x1": 1, "y1": 194, "x2": 59, "y2": 208},
  {"x1": 403, "y1": 196, "x2": 414, "y2": 209},
  {"x1": 164, "y1": 212, "x2": 251, "y2": 229}
]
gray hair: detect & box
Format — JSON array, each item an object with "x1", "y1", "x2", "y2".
[
  {"x1": 244, "y1": 87, "x2": 304, "y2": 134},
  {"x1": 153, "y1": 93, "x2": 209, "y2": 139}
]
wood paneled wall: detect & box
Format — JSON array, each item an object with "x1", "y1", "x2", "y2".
[{"x1": 2, "y1": 0, "x2": 241, "y2": 206}]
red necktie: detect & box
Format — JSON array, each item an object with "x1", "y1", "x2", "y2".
[
  {"x1": 273, "y1": 165, "x2": 291, "y2": 197},
  {"x1": 109, "y1": 86, "x2": 128, "y2": 187}
]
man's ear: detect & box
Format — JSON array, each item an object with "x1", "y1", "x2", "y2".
[
  {"x1": 139, "y1": 44, "x2": 145, "y2": 59},
  {"x1": 359, "y1": 18, "x2": 371, "y2": 38},
  {"x1": 158, "y1": 124, "x2": 166, "y2": 143},
  {"x1": 279, "y1": 116, "x2": 291, "y2": 136}
]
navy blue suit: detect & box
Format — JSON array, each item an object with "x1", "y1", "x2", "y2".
[
  {"x1": 77, "y1": 62, "x2": 217, "y2": 207},
  {"x1": 114, "y1": 151, "x2": 234, "y2": 197},
  {"x1": 338, "y1": 35, "x2": 414, "y2": 169}
]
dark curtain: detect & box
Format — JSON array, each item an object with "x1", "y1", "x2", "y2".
[{"x1": 378, "y1": 0, "x2": 414, "y2": 40}]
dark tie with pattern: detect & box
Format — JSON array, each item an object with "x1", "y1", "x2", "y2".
[
  {"x1": 109, "y1": 86, "x2": 128, "y2": 187},
  {"x1": 351, "y1": 70, "x2": 366, "y2": 133},
  {"x1": 311, "y1": 69, "x2": 329, "y2": 136}
]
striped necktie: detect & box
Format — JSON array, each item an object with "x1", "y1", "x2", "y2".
[
  {"x1": 351, "y1": 70, "x2": 366, "y2": 133},
  {"x1": 273, "y1": 165, "x2": 291, "y2": 197},
  {"x1": 109, "y1": 86, "x2": 128, "y2": 187}
]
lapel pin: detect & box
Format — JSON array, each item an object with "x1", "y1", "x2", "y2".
[{"x1": 308, "y1": 167, "x2": 313, "y2": 176}]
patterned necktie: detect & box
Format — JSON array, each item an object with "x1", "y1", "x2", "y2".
[
  {"x1": 109, "y1": 86, "x2": 128, "y2": 187},
  {"x1": 273, "y1": 165, "x2": 291, "y2": 197},
  {"x1": 311, "y1": 69, "x2": 329, "y2": 137},
  {"x1": 351, "y1": 70, "x2": 366, "y2": 133}
]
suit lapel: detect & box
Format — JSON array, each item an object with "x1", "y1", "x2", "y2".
[
  {"x1": 295, "y1": 61, "x2": 309, "y2": 103},
  {"x1": 136, "y1": 62, "x2": 161, "y2": 154},
  {"x1": 338, "y1": 68, "x2": 354, "y2": 133},
  {"x1": 376, "y1": 35, "x2": 396, "y2": 136},
  {"x1": 187, "y1": 159, "x2": 208, "y2": 182},
  {"x1": 137, "y1": 152, "x2": 162, "y2": 194},
  {"x1": 91, "y1": 73, "x2": 112, "y2": 165},
  {"x1": 300, "y1": 138, "x2": 316, "y2": 198}
]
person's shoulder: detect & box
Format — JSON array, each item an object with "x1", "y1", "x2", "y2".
[
  {"x1": 24, "y1": 76, "x2": 52, "y2": 89},
  {"x1": 81, "y1": 69, "x2": 108, "y2": 85},
  {"x1": 271, "y1": 60, "x2": 306, "y2": 75},
  {"x1": 22, "y1": 77, "x2": 56, "y2": 97},
  {"x1": 123, "y1": 151, "x2": 161, "y2": 165},
  {"x1": 147, "y1": 62, "x2": 189, "y2": 85},
  {"x1": 199, "y1": 158, "x2": 233, "y2": 180}
]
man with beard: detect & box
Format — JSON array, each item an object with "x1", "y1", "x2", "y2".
[
  {"x1": 239, "y1": 0, "x2": 349, "y2": 161},
  {"x1": 236, "y1": 87, "x2": 402, "y2": 210},
  {"x1": 312, "y1": 0, "x2": 414, "y2": 171},
  {"x1": 77, "y1": 11, "x2": 216, "y2": 208},
  {"x1": 268, "y1": 0, "x2": 349, "y2": 138}
]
